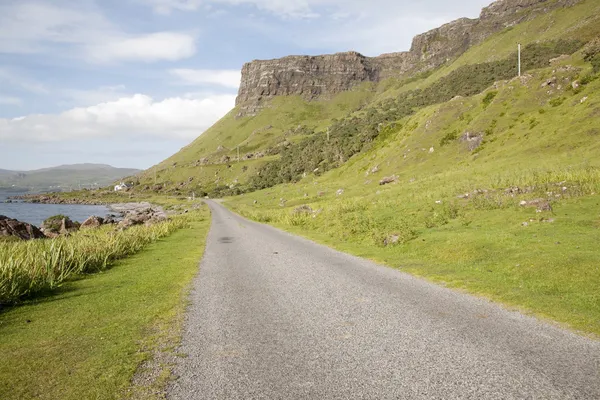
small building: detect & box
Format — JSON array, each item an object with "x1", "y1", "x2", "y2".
[{"x1": 114, "y1": 182, "x2": 133, "y2": 192}]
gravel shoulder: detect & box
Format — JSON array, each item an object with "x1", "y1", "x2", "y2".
[{"x1": 168, "y1": 200, "x2": 599, "y2": 399}]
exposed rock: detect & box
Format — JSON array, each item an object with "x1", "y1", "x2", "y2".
[
  {"x1": 111, "y1": 203, "x2": 168, "y2": 229},
  {"x1": 549, "y1": 54, "x2": 570, "y2": 64},
  {"x1": 520, "y1": 198, "x2": 553, "y2": 212},
  {"x1": 379, "y1": 176, "x2": 397, "y2": 186},
  {"x1": 293, "y1": 205, "x2": 313, "y2": 214},
  {"x1": 336, "y1": 189, "x2": 344, "y2": 196},
  {"x1": 0, "y1": 215, "x2": 45, "y2": 240},
  {"x1": 81, "y1": 216, "x2": 105, "y2": 229},
  {"x1": 461, "y1": 132, "x2": 484, "y2": 151},
  {"x1": 384, "y1": 235, "x2": 400, "y2": 246},
  {"x1": 41, "y1": 216, "x2": 79, "y2": 237}
]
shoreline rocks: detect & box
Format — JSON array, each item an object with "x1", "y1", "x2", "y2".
[
  {"x1": 109, "y1": 203, "x2": 168, "y2": 229},
  {"x1": 0, "y1": 215, "x2": 45, "y2": 240}
]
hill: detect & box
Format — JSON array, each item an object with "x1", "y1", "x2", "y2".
[
  {"x1": 132, "y1": 0, "x2": 599, "y2": 198},
  {"x1": 120, "y1": 0, "x2": 600, "y2": 335},
  {"x1": 0, "y1": 164, "x2": 140, "y2": 192}
]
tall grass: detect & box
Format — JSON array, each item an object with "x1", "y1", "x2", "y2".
[{"x1": 0, "y1": 217, "x2": 189, "y2": 304}]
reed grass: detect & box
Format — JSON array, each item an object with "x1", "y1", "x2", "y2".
[{"x1": 0, "y1": 217, "x2": 188, "y2": 304}]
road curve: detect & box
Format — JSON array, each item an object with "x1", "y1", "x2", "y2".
[{"x1": 168, "y1": 200, "x2": 599, "y2": 399}]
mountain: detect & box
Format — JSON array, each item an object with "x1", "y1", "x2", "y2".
[
  {"x1": 134, "y1": 0, "x2": 599, "y2": 197},
  {"x1": 0, "y1": 164, "x2": 140, "y2": 192}
]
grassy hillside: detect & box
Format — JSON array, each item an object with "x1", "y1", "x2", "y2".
[
  {"x1": 0, "y1": 164, "x2": 140, "y2": 192},
  {"x1": 133, "y1": 0, "x2": 600, "y2": 200}
]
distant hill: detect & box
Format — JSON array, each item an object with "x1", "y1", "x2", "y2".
[{"x1": 0, "y1": 163, "x2": 140, "y2": 192}]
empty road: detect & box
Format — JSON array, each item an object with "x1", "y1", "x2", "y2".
[{"x1": 168, "y1": 200, "x2": 599, "y2": 399}]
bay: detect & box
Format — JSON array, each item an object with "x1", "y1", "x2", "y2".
[{"x1": 0, "y1": 191, "x2": 111, "y2": 227}]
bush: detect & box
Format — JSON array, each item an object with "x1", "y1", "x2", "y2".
[
  {"x1": 583, "y1": 37, "x2": 600, "y2": 73},
  {"x1": 440, "y1": 130, "x2": 459, "y2": 146},
  {"x1": 482, "y1": 91, "x2": 498, "y2": 108}
]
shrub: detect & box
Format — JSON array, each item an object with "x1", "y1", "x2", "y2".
[
  {"x1": 440, "y1": 130, "x2": 459, "y2": 146},
  {"x1": 583, "y1": 36, "x2": 600, "y2": 73},
  {"x1": 482, "y1": 91, "x2": 498, "y2": 108},
  {"x1": 549, "y1": 97, "x2": 565, "y2": 107}
]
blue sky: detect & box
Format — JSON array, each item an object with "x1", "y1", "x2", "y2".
[{"x1": 0, "y1": 0, "x2": 492, "y2": 171}]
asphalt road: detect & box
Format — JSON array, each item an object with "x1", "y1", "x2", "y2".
[{"x1": 168, "y1": 200, "x2": 599, "y2": 399}]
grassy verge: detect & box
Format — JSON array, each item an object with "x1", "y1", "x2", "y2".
[{"x1": 0, "y1": 205, "x2": 211, "y2": 400}]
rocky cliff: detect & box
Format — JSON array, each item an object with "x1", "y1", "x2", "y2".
[{"x1": 235, "y1": 0, "x2": 581, "y2": 116}]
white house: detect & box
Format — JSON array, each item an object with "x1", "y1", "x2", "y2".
[{"x1": 114, "y1": 182, "x2": 131, "y2": 192}]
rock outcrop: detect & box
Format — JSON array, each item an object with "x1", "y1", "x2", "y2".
[
  {"x1": 41, "y1": 216, "x2": 79, "y2": 238},
  {"x1": 81, "y1": 216, "x2": 105, "y2": 229},
  {"x1": 235, "y1": 0, "x2": 581, "y2": 116},
  {"x1": 0, "y1": 216, "x2": 45, "y2": 240},
  {"x1": 110, "y1": 203, "x2": 168, "y2": 229}
]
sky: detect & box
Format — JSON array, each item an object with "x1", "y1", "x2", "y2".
[{"x1": 0, "y1": 0, "x2": 493, "y2": 171}]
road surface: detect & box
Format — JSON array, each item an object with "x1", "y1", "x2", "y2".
[{"x1": 168, "y1": 200, "x2": 599, "y2": 399}]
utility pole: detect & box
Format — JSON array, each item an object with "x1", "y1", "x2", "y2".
[{"x1": 518, "y1": 43, "x2": 521, "y2": 77}]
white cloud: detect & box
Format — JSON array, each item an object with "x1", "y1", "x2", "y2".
[
  {"x1": 0, "y1": 96, "x2": 23, "y2": 106},
  {"x1": 170, "y1": 69, "x2": 241, "y2": 88},
  {"x1": 143, "y1": 0, "x2": 204, "y2": 14},
  {"x1": 87, "y1": 32, "x2": 197, "y2": 63},
  {"x1": 0, "y1": 94, "x2": 236, "y2": 142},
  {"x1": 0, "y1": 2, "x2": 197, "y2": 63},
  {"x1": 60, "y1": 86, "x2": 129, "y2": 108},
  {"x1": 138, "y1": 0, "x2": 490, "y2": 20}
]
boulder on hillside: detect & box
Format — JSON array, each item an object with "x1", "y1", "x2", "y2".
[
  {"x1": 0, "y1": 215, "x2": 45, "y2": 240},
  {"x1": 519, "y1": 198, "x2": 553, "y2": 212},
  {"x1": 81, "y1": 216, "x2": 105, "y2": 229},
  {"x1": 293, "y1": 205, "x2": 313, "y2": 214},
  {"x1": 379, "y1": 176, "x2": 397, "y2": 186}
]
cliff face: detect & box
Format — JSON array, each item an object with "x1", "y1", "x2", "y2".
[{"x1": 235, "y1": 0, "x2": 581, "y2": 116}]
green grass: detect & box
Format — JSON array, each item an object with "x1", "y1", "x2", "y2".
[{"x1": 0, "y1": 205, "x2": 211, "y2": 400}]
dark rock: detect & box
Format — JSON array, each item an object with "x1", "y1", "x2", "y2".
[
  {"x1": 0, "y1": 215, "x2": 45, "y2": 240},
  {"x1": 41, "y1": 215, "x2": 79, "y2": 237},
  {"x1": 379, "y1": 176, "x2": 397, "y2": 186},
  {"x1": 81, "y1": 216, "x2": 105, "y2": 229}
]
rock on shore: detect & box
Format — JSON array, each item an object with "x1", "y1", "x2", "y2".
[
  {"x1": 0, "y1": 216, "x2": 45, "y2": 240},
  {"x1": 109, "y1": 203, "x2": 168, "y2": 229}
]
